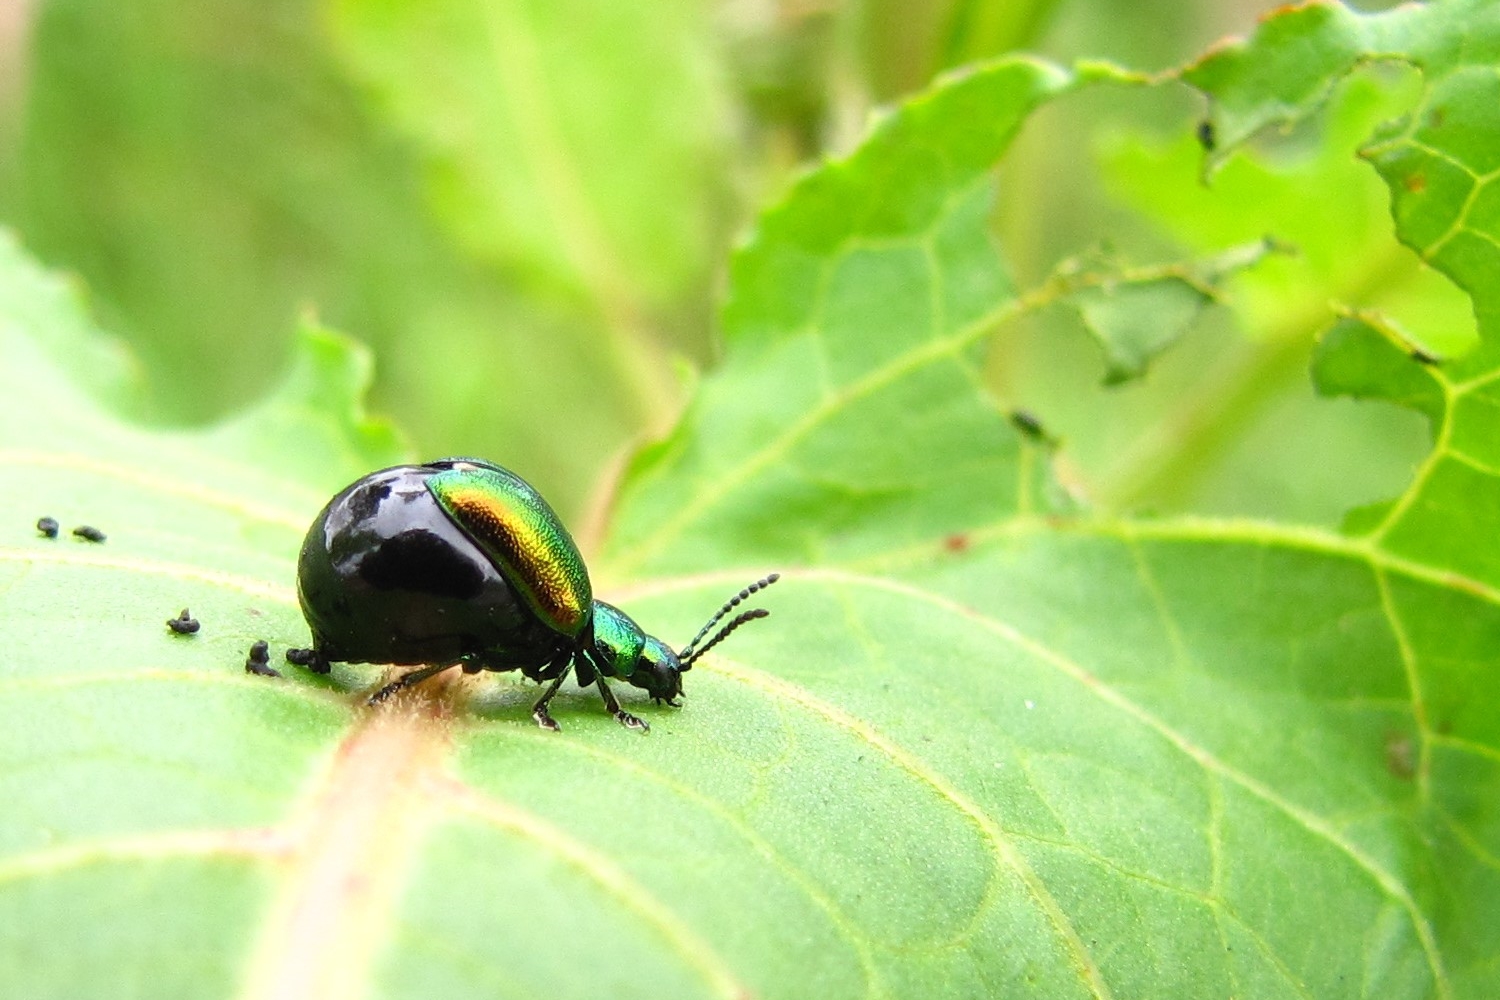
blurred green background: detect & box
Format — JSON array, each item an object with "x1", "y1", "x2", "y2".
[{"x1": 0, "y1": 0, "x2": 1457, "y2": 533}]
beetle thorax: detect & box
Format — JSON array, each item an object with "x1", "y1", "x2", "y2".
[{"x1": 590, "y1": 601, "x2": 646, "y2": 677}]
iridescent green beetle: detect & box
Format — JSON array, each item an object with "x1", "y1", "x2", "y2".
[{"x1": 288, "y1": 458, "x2": 777, "y2": 731}]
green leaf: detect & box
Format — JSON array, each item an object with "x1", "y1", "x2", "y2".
[
  {"x1": 1181, "y1": 2, "x2": 1372, "y2": 175},
  {"x1": 601, "y1": 58, "x2": 1078, "y2": 579},
  {"x1": 1053, "y1": 239, "x2": 1281, "y2": 386},
  {"x1": 1254, "y1": 0, "x2": 1500, "y2": 592},
  {"x1": 326, "y1": 0, "x2": 732, "y2": 314},
  {"x1": 1104, "y1": 71, "x2": 1474, "y2": 357},
  {"x1": 5, "y1": 3, "x2": 1500, "y2": 999},
  {"x1": 1088, "y1": 69, "x2": 1468, "y2": 523}
]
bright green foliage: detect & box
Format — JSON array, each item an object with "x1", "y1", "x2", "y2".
[
  {"x1": 1085, "y1": 71, "x2": 1469, "y2": 524},
  {"x1": 327, "y1": 0, "x2": 730, "y2": 313},
  {"x1": 602, "y1": 59, "x2": 1075, "y2": 579},
  {"x1": 2, "y1": 4, "x2": 1500, "y2": 1000},
  {"x1": 1104, "y1": 72, "x2": 1473, "y2": 356}
]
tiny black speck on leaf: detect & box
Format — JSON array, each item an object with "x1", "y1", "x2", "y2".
[
  {"x1": 1009, "y1": 408, "x2": 1057, "y2": 447},
  {"x1": 1196, "y1": 119, "x2": 1216, "y2": 151},
  {"x1": 166, "y1": 609, "x2": 201, "y2": 635},
  {"x1": 36, "y1": 516, "x2": 59, "y2": 538},
  {"x1": 72, "y1": 525, "x2": 106, "y2": 543}
]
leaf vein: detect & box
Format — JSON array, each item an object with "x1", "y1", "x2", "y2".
[
  {"x1": 0, "y1": 829, "x2": 290, "y2": 886},
  {"x1": 430, "y1": 774, "x2": 754, "y2": 1000},
  {"x1": 0, "y1": 448, "x2": 314, "y2": 528},
  {"x1": 1375, "y1": 569, "x2": 1434, "y2": 800},
  {"x1": 492, "y1": 729, "x2": 888, "y2": 999},
  {"x1": 0, "y1": 548, "x2": 296, "y2": 603},
  {"x1": 796, "y1": 568, "x2": 1452, "y2": 999},
  {"x1": 701, "y1": 654, "x2": 1113, "y2": 999}
]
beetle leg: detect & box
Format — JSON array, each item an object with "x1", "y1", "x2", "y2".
[
  {"x1": 531, "y1": 662, "x2": 573, "y2": 732},
  {"x1": 596, "y1": 676, "x2": 649, "y2": 733},
  {"x1": 367, "y1": 661, "x2": 458, "y2": 705},
  {"x1": 573, "y1": 653, "x2": 597, "y2": 688}
]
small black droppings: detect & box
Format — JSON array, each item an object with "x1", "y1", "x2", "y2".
[
  {"x1": 36, "y1": 517, "x2": 59, "y2": 538},
  {"x1": 1009, "y1": 408, "x2": 1057, "y2": 447},
  {"x1": 285, "y1": 647, "x2": 331, "y2": 674},
  {"x1": 72, "y1": 525, "x2": 106, "y2": 543},
  {"x1": 246, "y1": 640, "x2": 281, "y2": 678},
  {"x1": 1196, "y1": 119, "x2": 1216, "y2": 151},
  {"x1": 166, "y1": 609, "x2": 201, "y2": 635},
  {"x1": 1011, "y1": 408, "x2": 1044, "y2": 436}
]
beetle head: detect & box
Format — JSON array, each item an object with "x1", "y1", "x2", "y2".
[
  {"x1": 591, "y1": 575, "x2": 779, "y2": 708},
  {"x1": 631, "y1": 636, "x2": 685, "y2": 706}
]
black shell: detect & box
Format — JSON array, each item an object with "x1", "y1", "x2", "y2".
[{"x1": 296, "y1": 464, "x2": 573, "y2": 670}]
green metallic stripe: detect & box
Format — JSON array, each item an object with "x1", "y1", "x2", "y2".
[{"x1": 427, "y1": 467, "x2": 592, "y2": 636}]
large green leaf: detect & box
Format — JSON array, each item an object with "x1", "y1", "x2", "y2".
[{"x1": 3, "y1": 3, "x2": 1499, "y2": 999}]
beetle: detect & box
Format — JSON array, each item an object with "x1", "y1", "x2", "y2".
[{"x1": 287, "y1": 458, "x2": 777, "y2": 732}]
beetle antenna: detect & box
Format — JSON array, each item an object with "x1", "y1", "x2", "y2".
[
  {"x1": 679, "y1": 573, "x2": 780, "y2": 661},
  {"x1": 680, "y1": 609, "x2": 770, "y2": 670}
]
